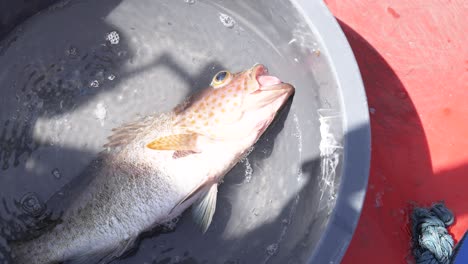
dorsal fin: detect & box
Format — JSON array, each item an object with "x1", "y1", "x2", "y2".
[{"x1": 103, "y1": 115, "x2": 157, "y2": 148}]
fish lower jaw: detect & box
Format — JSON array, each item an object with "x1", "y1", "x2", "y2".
[
  {"x1": 254, "y1": 105, "x2": 281, "y2": 134},
  {"x1": 255, "y1": 118, "x2": 274, "y2": 136}
]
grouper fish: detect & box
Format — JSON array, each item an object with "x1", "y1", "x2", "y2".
[{"x1": 10, "y1": 64, "x2": 295, "y2": 264}]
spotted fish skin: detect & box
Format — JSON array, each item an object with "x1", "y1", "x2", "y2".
[{"x1": 10, "y1": 64, "x2": 294, "y2": 264}]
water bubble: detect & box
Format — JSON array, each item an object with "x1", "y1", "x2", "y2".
[
  {"x1": 90, "y1": 80, "x2": 100, "y2": 88},
  {"x1": 240, "y1": 146, "x2": 254, "y2": 161},
  {"x1": 160, "y1": 216, "x2": 180, "y2": 232},
  {"x1": 243, "y1": 158, "x2": 253, "y2": 183},
  {"x1": 106, "y1": 31, "x2": 120, "y2": 45},
  {"x1": 108, "y1": 74, "x2": 116, "y2": 81},
  {"x1": 33, "y1": 204, "x2": 41, "y2": 211},
  {"x1": 51, "y1": 168, "x2": 61, "y2": 179},
  {"x1": 66, "y1": 46, "x2": 77, "y2": 56},
  {"x1": 26, "y1": 199, "x2": 34, "y2": 206},
  {"x1": 20, "y1": 193, "x2": 45, "y2": 217},
  {"x1": 219, "y1": 13, "x2": 236, "y2": 28},
  {"x1": 184, "y1": 0, "x2": 196, "y2": 4},
  {"x1": 94, "y1": 102, "x2": 107, "y2": 125},
  {"x1": 266, "y1": 243, "x2": 278, "y2": 256}
]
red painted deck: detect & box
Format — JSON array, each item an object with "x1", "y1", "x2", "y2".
[{"x1": 324, "y1": 1, "x2": 468, "y2": 263}]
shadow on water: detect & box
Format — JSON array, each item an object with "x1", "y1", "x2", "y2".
[
  {"x1": 0, "y1": 0, "x2": 127, "y2": 171},
  {"x1": 0, "y1": 0, "x2": 230, "y2": 262},
  {"x1": 0, "y1": 1, "x2": 127, "y2": 262},
  {"x1": 0, "y1": 1, "x2": 304, "y2": 264},
  {"x1": 0, "y1": 1, "x2": 370, "y2": 264},
  {"x1": 0, "y1": 0, "x2": 60, "y2": 38}
]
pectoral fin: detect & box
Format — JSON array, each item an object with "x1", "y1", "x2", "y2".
[
  {"x1": 169, "y1": 182, "x2": 218, "y2": 233},
  {"x1": 146, "y1": 133, "x2": 199, "y2": 151},
  {"x1": 192, "y1": 184, "x2": 218, "y2": 233}
]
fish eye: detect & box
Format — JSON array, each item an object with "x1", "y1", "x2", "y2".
[{"x1": 211, "y1": 71, "x2": 231, "y2": 88}]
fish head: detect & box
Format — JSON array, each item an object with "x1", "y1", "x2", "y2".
[{"x1": 174, "y1": 64, "x2": 295, "y2": 141}]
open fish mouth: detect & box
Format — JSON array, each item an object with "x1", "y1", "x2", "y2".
[
  {"x1": 243, "y1": 64, "x2": 295, "y2": 109},
  {"x1": 250, "y1": 64, "x2": 295, "y2": 94}
]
